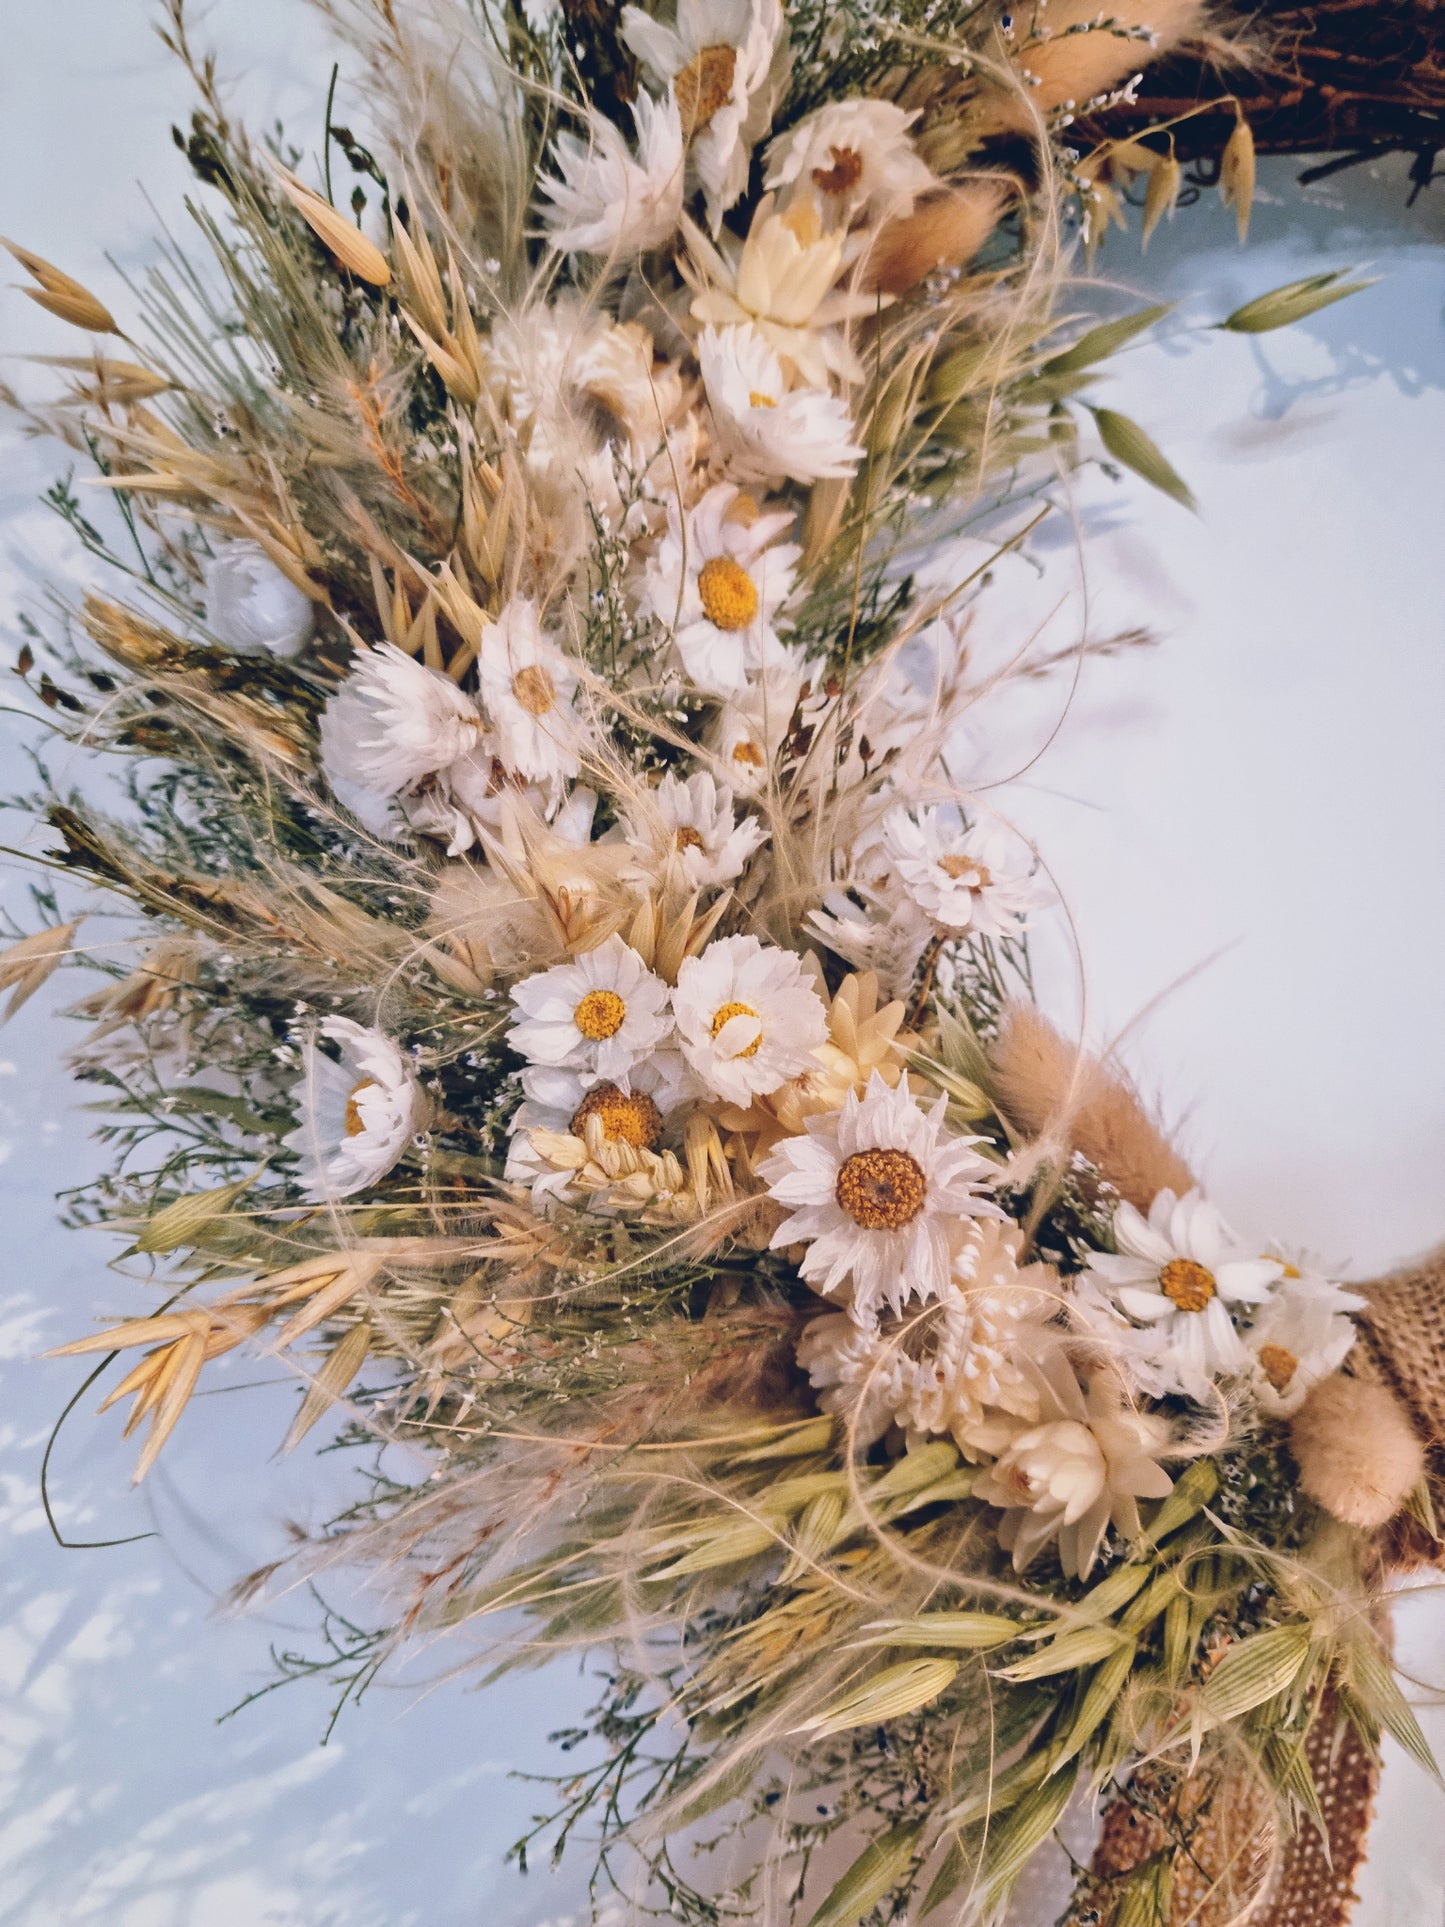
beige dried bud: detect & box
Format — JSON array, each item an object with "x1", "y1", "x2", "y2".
[
  {"x1": 271, "y1": 167, "x2": 392, "y2": 287},
  {"x1": 1220, "y1": 117, "x2": 1256, "y2": 244},
  {"x1": 1290, "y1": 1373, "x2": 1426, "y2": 1531},
  {"x1": 3, "y1": 237, "x2": 117, "y2": 334}
]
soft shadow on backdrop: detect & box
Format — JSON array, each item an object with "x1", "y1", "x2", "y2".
[{"x1": 1, "y1": 6, "x2": 1442, "y2": 1924}]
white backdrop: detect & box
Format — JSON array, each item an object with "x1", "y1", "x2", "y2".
[{"x1": 1, "y1": 5, "x2": 1442, "y2": 1923}]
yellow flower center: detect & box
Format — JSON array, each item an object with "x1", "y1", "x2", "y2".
[
  {"x1": 834, "y1": 1148, "x2": 928, "y2": 1231},
  {"x1": 574, "y1": 988, "x2": 627, "y2": 1040},
  {"x1": 697, "y1": 556, "x2": 760, "y2": 632},
  {"x1": 732, "y1": 739, "x2": 765, "y2": 767},
  {"x1": 1279, "y1": 1260, "x2": 1301, "y2": 1279},
  {"x1": 675, "y1": 43, "x2": 737, "y2": 136},
  {"x1": 811, "y1": 145, "x2": 865, "y2": 198},
  {"x1": 748, "y1": 389, "x2": 777, "y2": 409},
  {"x1": 1159, "y1": 1257, "x2": 1217, "y2": 1314},
  {"x1": 512, "y1": 664, "x2": 556, "y2": 716},
  {"x1": 675, "y1": 825, "x2": 705, "y2": 853},
  {"x1": 570, "y1": 1082, "x2": 663, "y2": 1152},
  {"x1": 710, "y1": 999, "x2": 761, "y2": 1057},
  {"x1": 939, "y1": 854, "x2": 990, "y2": 886},
  {"x1": 1257, "y1": 1343, "x2": 1299, "y2": 1395},
  {"x1": 343, "y1": 1078, "x2": 376, "y2": 1137}
]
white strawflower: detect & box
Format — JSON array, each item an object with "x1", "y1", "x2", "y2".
[
  {"x1": 640, "y1": 483, "x2": 800, "y2": 694},
  {"x1": 698, "y1": 325, "x2": 863, "y2": 486},
  {"x1": 540, "y1": 90, "x2": 685, "y2": 259},
  {"x1": 882, "y1": 807, "x2": 1043, "y2": 940},
  {"x1": 283, "y1": 1017, "x2": 429, "y2": 1200},
  {"x1": 504, "y1": 1055, "x2": 696, "y2": 1201},
  {"x1": 623, "y1": 769, "x2": 766, "y2": 890},
  {"x1": 1084, "y1": 1189, "x2": 1284, "y2": 1399},
  {"x1": 622, "y1": 0, "x2": 790, "y2": 230},
  {"x1": 203, "y1": 540, "x2": 314, "y2": 658},
  {"x1": 764, "y1": 98, "x2": 935, "y2": 229},
  {"x1": 476, "y1": 598, "x2": 583, "y2": 793},
  {"x1": 969, "y1": 1352, "x2": 1176, "y2": 1580},
  {"x1": 320, "y1": 643, "x2": 486, "y2": 800},
  {"x1": 797, "y1": 1221, "x2": 1059, "y2": 1447},
  {"x1": 672, "y1": 933, "x2": 827, "y2": 1104},
  {"x1": 705, "y1": 664, "x2": 806, "y2": 792},
  {"x1": 509, "y1": 934, "x2": 672, "y2": 1082},
  {"x1": 1245, "y1": 1256, "x2": 1363, "y2": 1417},
  {"x1": 760, "y1": 1069, "x2": 1003, "y2": 1320}
]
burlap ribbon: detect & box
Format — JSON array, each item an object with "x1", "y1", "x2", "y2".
[{"x1": 1070, "y1": 1250, "x2": 1445, "y2": 1926}]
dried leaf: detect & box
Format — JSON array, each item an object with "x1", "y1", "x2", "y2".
[
  {"x1": 1144, "y1": 1460, "x2": 1219, "y2": 1541},
  {"x1": 1089, "y1": 407, "x2": 1196, "y2": 512},
  {"x1": 1053, "y1": 1637, "x2": 1138, "y2": 1767},
  {"x1": 136, "y1": 1173, "x2": 256, "y2": 1253},
  {"x1": 806, "y1": 1820, "x2": 927, "y2": 1927},
  {"x1": 1219, "y1": 117, "x2": 1256, "y2": 243},
  {"x1": 973, "y1": 1762, "x2": 1079, "y2": 1908},
  {"x1": 795, "y1": 1658, "x2": 960, "y2": 1737}
]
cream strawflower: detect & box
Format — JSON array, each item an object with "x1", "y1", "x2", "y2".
[
  {"x1": 1084, "y1": 1189, "x2": 1284, "y2": 1399},
  {"x1": 672, "y1": 933, "x2": 827, "y2": 1104},
  {"x1": 765, "y1": 99, "x2": 935, "y2": 230},
  {"x1": 283, "y1": 1017, "x2": 430, "y2": 1201},
  {"x1": 1244, "y1": 1255, "x2": 1364, "y2": 1417},
  {"x1": 540, "y1": 90, "x2": 686, "y2": 260},
  {"x1": 504, "y1": 1055, "x2": 696, "y2": 1202},
  {"x1": 476, "y1": 598, "x2": 583, "y2": 793},
  {"x1": 687, "y1": 194, "x2": 882, "y2": 385},
  {"x1": 621, "y1": 0, "x2": 789, "y2": 230},
  {"x1": 203, "y1": 540, "x2": 314, "y2": 658},
  {"x1": 797, "y1": 1221, "x2": 1059, "y2": 1447},
  {"x1": 698, "y1": 324, "x2": 863, "y2": 487},
  {"x1": 509, "y1": 934, "x2": 672, "y2": 1082},
  {"x1": 640, "y1": 483, "x2": 800, "y2": 694},
  {"x1": 319, "y1": 643, "x2": 489, "y2": 844},
  {"x1": 882, "y1": 806, "x2": 1043, "y2": 940},
  {"x1": 969, "y1": 1352, "x2": 1176, "y2": 1580},
  {"x1": 760, "y1": 1069, "x2": 1003, "y2": 1320},
  {"x1": 623, "y1": 769, "x2": 766, "y2": 890}
]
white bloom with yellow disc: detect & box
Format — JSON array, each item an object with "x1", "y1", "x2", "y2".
[
  {"x1": 477, "y1": 598, "x2": 583, "y2": 792},
  {"x1": 704, "y1": 662, "x2": 806, "y2": 790},
  {"x1": 698, "y1": 324, "x2": 863, "y2": 485},
  {"x1": 760, "y1": 1069, "x2": 1003, "y2": 1321},
  {"x1": 764, "y1": 98, "x2": 935, "y2": 230},
  {"x1": 1086, "y1": 1189, "x2": 1284, "y2": 1398},
  {"x1": 621, "y1": 0, "x2": 789, "y2": 230},
  {"x1": 540, "y1": 90, "x2": 686, "y2": 260},
  {"x1": 509, "y1": 934, "x2": 672, "y2": 1082},
  {"x1": 882, "y1": 806, "x2": 1043, "y2": 940},
  {"x1": 623, "y1": 769, "x2": 766, "y2": 889},
  {"x1": 968, "y1": 1351, "x2": 1176, "y2": 1580},
  {"x1": 640, "y1": 483, "x2": 800, "y2": 694},
  {"x1": 284, "y1": 1016, "x2": 430, "y2": 1201},
  {"x1": 672, "y1": 932, "x2": 827, "y2": 1105},
  {"x1": 1245, "y1": 1261, "x2": 1363, "y2": 1417}
]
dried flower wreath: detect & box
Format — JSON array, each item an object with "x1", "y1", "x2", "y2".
[{"x1": 2, "y1": 2, "x2": 1432, "y2": 1923}]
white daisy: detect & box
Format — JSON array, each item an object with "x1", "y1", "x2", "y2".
[
  {"x1": 283, "y1": 1016, "x2": 430, "y2": 1201},
  {"x1": 640, "y1": 483, "x2": 800, "y2": 694},
  {"x1": 1244, "y1": 1255, "x2": 1364, "y2": 1417},
  {"x1": 882, "y1": 806, "x2": 1043, "y2": 940},
  {"x1": 796, "y1": 1220, "x2": 1059, "y2": 1447},
  {"x1": 760, "y1": 1069, "x2": 1003, "y2": 1321},
  {"x1": 509, "y1": 934, "x2": 672, "y2": 1082},
  {"x1": 1084, "y1": 1189, "x2": 1285, "y2": 1399},
  {"x1": 540, "y1": 90, "x2": 686, "y2": 260},
  {"x1": 704, "y1": 664, "x2": 806, "y2": 793},
  {"x1": 320, "y1": 642, "x2": 486, "y2": 802},
  {"x1": 623, "y1": 769, "x2": 766, "y2": 890},
  {"x1": 698, "y1": 324, "x2": 863, "y2": 486},
  {"x1": 969, "y1": 1351, "x2": 1176, "y2": 1580},
  {"x1": 203, "y1": 540, "x2": 314, "y2": 658},
  {"x1": 476, "y1": 598, "x2": 583, "y2": 793},
  {"x1": 621, "y1": 0, "x2": 790, "y2": 230},
  {"x1": 672, "y1": 932, "x2": 827, "y2": 1104},
  {"x1": 764, "y1": 99, "x2": 936, "y2": 230}
]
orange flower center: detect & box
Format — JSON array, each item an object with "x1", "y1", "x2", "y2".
[
  {"x1": 834, "y1": 1148, "x2": 927, "y2": 1231},
  {"x1": 697, "y1": 556, "x2": 760, "y2": 631},
  {"x1": 748, "y1": 389, "x2": 777, "y2": 408},
  {"x1": 344, "y1": 1078, "x2": 377, "y2": 1136},
  {"x1": 512, "y1": 664, "x2": 556, "y2": 716},
  {"x1": 570, "y1": 1082, "x2": 663, "y2": 1151},
  {"x1": 574, "y1": 988, "x2": 627, "y2": 1040},
  {"x1": 710, "y1": 1000, "x2": 761, "y2": 1057},
  {"x1": 1257, "y1": 1343, "x2": 1299, "y2": 1394},
  {"x1": 939, "y1": 854, "x2": 990, "y2": 886},
  {"x1": 731, "y1": 739, "x2": 765, "y2": 767},
  {"x1": 1159, "y1": 1258, "x2": 1217, "y2": 1314},
  {"x1": 675, "y1": 44, "x2": 737, "y2": 136},
  {"x1": 811, "y1": 145, "x2": 865, "y2": 198},
  {"x1": 675, "y1": 825, "x2": 705, "y2": 853}
]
